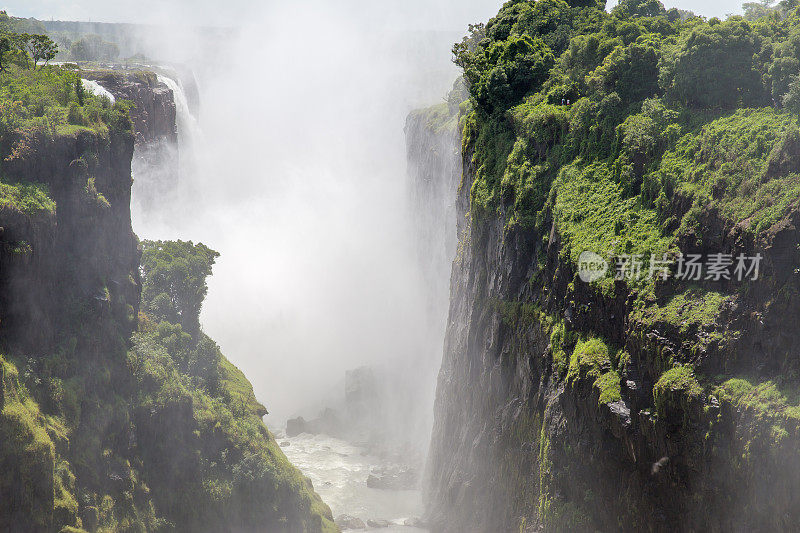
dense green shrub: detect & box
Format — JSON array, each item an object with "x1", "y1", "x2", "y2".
[
  {"x1": 661, "y1": 18, "x2": 768, "y2": 109},
  {"x1": 587, "y1": 40, "x2": 661, "y2": 102},
  {"x1": 140, "y1": 240, "x2": 221, "y2": 336},
  {"x1": 458, "y1": 33, "x2": 556, "y2": 115},
  {"x1": 653, "y1": 365, "x2": 702, "y2": 416}
]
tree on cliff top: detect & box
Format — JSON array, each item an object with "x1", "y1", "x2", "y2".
[
  {"x1": 140, "y1": 240, "x2": 220, "y2": 336},
  {"x1": 7, "y1": 33, "x2": 58, "y2": 70},
  {"x1": 27, "y1": 34, "x2": 57, "y2": 69}
]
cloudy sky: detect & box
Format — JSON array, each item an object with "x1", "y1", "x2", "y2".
[{"x1": 2, "y1": 0, "x2": 746, "y2": 28}]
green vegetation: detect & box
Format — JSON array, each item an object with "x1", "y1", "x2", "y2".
[
  {"x1": 0, "y1": 238, "x2": 337, "y2": 531},
  {"x1": 0, "y1": 15, "x2": 132, "y2": 167},
  {"x1": 567, "y1": 337, "x2": 611, "y2": 384},
  {"x1": 0, "y1": 180, "x2": 55, "y2": 215},
  {"x1": 658, "y1": 108, "x2": 800, "y2": 234},
  {"x1": 550, "y1": 321, "x2": 576, "y2": 377},
  {"x1": 716, "y1": 378, "x2": 800, "y2": 425},
  {"x1": 140, "y1": 240, "x2": 221, "y2": 336},
  {"x1": 454, "y1": 0, "x2": 800, "y2": 298},
  {"x1": 714, "y1": 378, "x2": 800, "y2": 447},
  {"x1": 562, "y1": 336, "x2": 624, "y2": 406},
  {"x1": 131, "y1": 241, "x2": 337, "y2": 532},
  {"x1": 0, "y1": 63, "x2": 132, "y2": 146},
  {"x1": 595, "y1": 370, "x2": 622, "y2": 405},
  {"x1": 0, "y1": 12, "x2": 58, "y2": 71},
  {"x1": 553, "y1": 161, "x2": 675, "y2": 292},
  {"x1": 445, "y1": 0, "x2": 800, "y2": 529},
  {"x1": 451, "y1": 3, "x2": 800, "y2": 447},
  {"x1": 653, "y1": 365, "x2": 702, "y2": 416},
  {"x1": 0, "y1": 38, "x2": 134, "y2": 244},
  {"x1": 0, "y1": 20, "x2": 335, "y2": 528},
  {"x1": 633, "y1": 287, "x2": 728, "y2": 334},
  {"x1": 0, "y1": 356, "x2": 57, "y2": 531}
]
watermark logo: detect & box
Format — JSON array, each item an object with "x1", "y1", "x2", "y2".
[
  {"x1": 578, "y1": 251, "x2": 609, "y2": 283},
  {"x1": 577, "y1": 252, "x2": 763, "y2": 282}
]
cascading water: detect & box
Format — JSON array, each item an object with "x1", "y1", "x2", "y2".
[
  {"x1": 156, "y1": 74, "x2": 201, "y2": 150},
  {"x1": 124, "y1": 4, "x2": 481, "y2": 527},
  {"x1": 131, "y1": 73, "x2": 201, "y2": 230},
  {"x1": 80, "y1": 79, "x2": 115, "y2": 104}
]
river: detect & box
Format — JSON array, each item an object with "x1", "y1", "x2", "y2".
[{"x1": 277, "y1": 432, "x2": 428, "y2": 532}]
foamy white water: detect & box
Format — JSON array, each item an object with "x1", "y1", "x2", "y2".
[
  {"x1": 156, "y1": 74, "x2": 202, "y2": 147},
  {"x1": 81, "y1": 79, "x2": 115, "y2": 104},
  {"x1": 278, "y1": 433, "x2": 428, "y2": 532}
]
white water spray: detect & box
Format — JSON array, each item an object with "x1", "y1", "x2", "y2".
[
  {"x1": 81, "y1": 79, "x2": 115, "y2": 104},
  {"x1": 156, "y1": 74, "x2": 201, "y2": 148}
]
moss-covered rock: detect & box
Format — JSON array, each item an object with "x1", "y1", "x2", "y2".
[{"x1": 0, "y1": 68, "x2": 337, "y2": 531}]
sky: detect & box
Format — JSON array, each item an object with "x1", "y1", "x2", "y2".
[
  {"x1": 1, "y1": 0, "x2": 505, "y2": 29},
  {"x1": 2, "y1": 0, "x2": 746, "y2": 28}
]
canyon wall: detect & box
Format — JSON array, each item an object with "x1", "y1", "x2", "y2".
[
  {"x1": 0, "y1": 75, "x2": 335, "y2": 532},
  {"x1": 416, "y1": 95, "x2": 800, "y2": 533}
]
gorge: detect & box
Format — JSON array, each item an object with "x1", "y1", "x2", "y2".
[{"x1": 4, "y1": 0, "x2": 800, "y2": 532}]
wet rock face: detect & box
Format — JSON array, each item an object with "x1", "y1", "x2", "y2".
[
  {"x1": 335, "y1": 514, "x2": 366, "y2": 530},
  {"x1": 287, "y1": 408, "x2": 346, "y2": 439},
  {"x1": 420, "y1": 115, "x2": 800, "y2": 530},
  {"x1": 82, "y1": 71, "x2": 177, "y2": 146},
  {"x1": 0, "y1": 129, "x2": 140, "y2": 353}
]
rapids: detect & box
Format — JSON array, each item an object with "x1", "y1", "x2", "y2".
[{"x1": 278, "y1": 432, "x2": 428, "y2": 532}]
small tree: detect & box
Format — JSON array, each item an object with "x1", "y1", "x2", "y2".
[
  {"x1": 75, "y1": 75, "x2": 85, "y2": 106},
  {"x1": 28, "y1": 34, "x2": 57, "y2": 70},
  {"x1": 0, "y1": 37, "x2": 9, "y2": 71},
  {"x1": 139, "y1": 240, "x2": 221, "y2": 337},
  {"x1": 14, "y1": 33, "x2": 32, "y2": 69}
]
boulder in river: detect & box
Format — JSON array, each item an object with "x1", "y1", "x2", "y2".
[
  {"x1": 286, "y1": 416, "x2": 307, "y2": 437},
  {"x1": 286, "y1": 408, "x2": 346, "y2": 438},
  {"x1": 335, "y1": 514, "x2": 366, "y2": 530}
]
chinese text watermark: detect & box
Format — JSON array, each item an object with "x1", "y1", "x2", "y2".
[{"x1": 578, "y1": 252, "x2": 762, "y2": 283}]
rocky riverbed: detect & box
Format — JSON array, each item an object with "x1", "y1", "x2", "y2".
[{"x1": 276, "y1": 432, "x2": 428, "y2": 532}]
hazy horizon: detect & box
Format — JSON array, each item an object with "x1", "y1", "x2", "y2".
[{"x1": 3, "y1": 0, "x2": 745, "y2": 29}]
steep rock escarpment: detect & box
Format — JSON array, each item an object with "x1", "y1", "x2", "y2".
[
  {"x1": 82, "y1": 71, "x2": 177, "y2": 146},
  {"x1": 83, "y1": 70, "x2": 184, "y2": 212},
  {"x1": 419, "y1": 3, "x2": 800, "y2": 532},
  {"x1": 0, "y1": 128, "x2": 139, "y2": 355},
  {"x1": 422, "y1": 111, "x2": 800, "y2": 533},
  {"x1": 0, "y1": 80, "x2": 335, "y2": 531}
]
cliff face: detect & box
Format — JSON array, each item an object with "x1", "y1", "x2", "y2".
[
  {"x1": 0, "y1": 126, "x2": 140, "y2": 533},
  {"x1": 82, "y1": 71, "x2": 177, "y2": 146},
  {"x1": 82, "y1": 70, "x2": 185, "y2": 214},
  {"x1": 396, "y1": 93, "x2": 462, "y2": 454},
  {"x1": 416, "y1": 3, "x2": 800, "y2": 531},
  {"x1": 419, "y1": 103, "x2": 800, "y2": 533},
  {"x1": 0, "y1": 128, "x2": 139, "y2": 355},
  {"x1": 0, "y1": 78, "x2": 335, "y2": 532}
]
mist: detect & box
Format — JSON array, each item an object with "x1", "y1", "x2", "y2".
[{"x1": 127, "y1": 0, "x2": 501, "y2": 448}]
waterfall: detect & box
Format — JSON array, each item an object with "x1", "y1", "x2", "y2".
[
  {"x1": 81, "y1": 79, "x2": 116, "y2": 104},
  {"x1": 157, "y1": 74, "x2": 201, "y2": 149},
  {"x1": 130, "y1": 72, "x2": 202, "y2": 231}
]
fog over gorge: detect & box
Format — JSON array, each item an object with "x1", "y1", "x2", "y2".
[
  {"x1": 4, "y1": 0, "x2": 800, "y2": 531},
  {"x1": 128, "y1": 0, "x2": 502, "y2": 430},
  {"x1": 128, "y1": 0, "x2": 504, "y2": 526}
]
